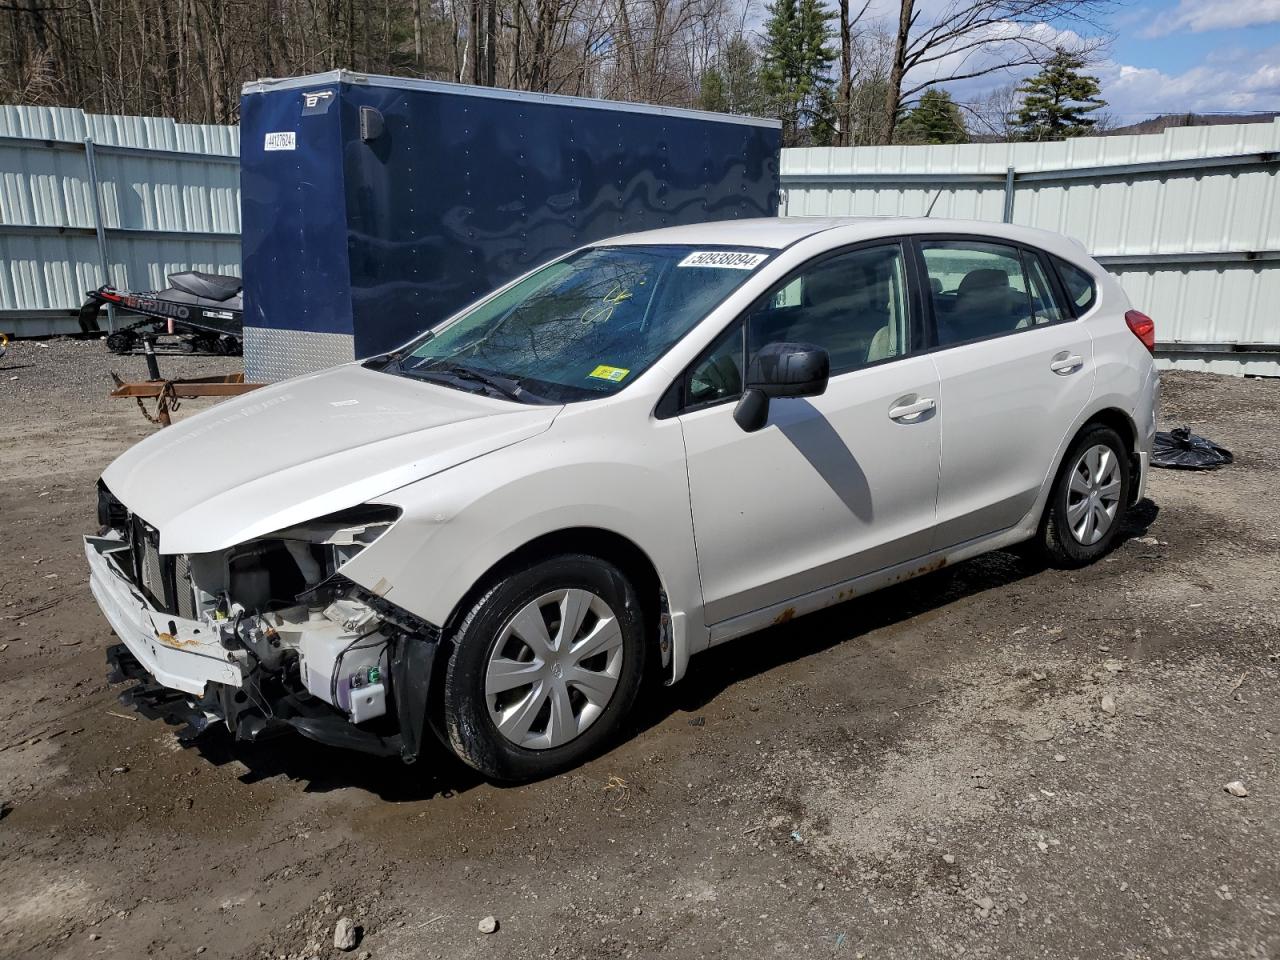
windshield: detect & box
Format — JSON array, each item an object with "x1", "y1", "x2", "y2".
[{"x1": 374, "y1": 244, "x2": 770, "y2": 402}]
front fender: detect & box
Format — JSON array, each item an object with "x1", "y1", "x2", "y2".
[{"x1": 336, "y1": 414, "x2": 705, "y2": 681}]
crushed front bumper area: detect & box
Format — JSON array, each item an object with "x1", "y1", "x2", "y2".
[
  {"x1": 106, "y1": 642, "x2": 225, "y2": 745},
  {"x1": 105, "y1": 643, "x2": 415, "y2": 757},
  {"x1": 88, "y1": 534, "x2": 442, "y2": 762},
  {"x1": 87, "y1": 534, "x2": 240, "y2": 695}
]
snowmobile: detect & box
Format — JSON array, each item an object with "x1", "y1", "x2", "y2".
[{"x1": 79, "y1": 272, "x2": 244, "y2": 356}]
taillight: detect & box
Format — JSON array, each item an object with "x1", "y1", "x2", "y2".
[{"x1": 1125, "y1": 310, "x2": 1155, "y2": 353}]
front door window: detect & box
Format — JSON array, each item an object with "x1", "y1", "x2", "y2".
[{"x1": 745, "y1": 243, "x2": 911, "y2": 374}]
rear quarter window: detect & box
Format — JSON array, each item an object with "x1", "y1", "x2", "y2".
[{"x1": 1054, "y1": 257, "x2": 1097, "y2": 314}]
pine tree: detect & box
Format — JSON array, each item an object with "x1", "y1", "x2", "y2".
[
  {"x1": 810, "y1": 85, "x2": 840, "y2": 146},
  {"x1": 897, "y1": 89, "x2": 968, "y2": 144},
  {"x1": 699, "y1": 36, "x2": 766, "y2": 117},
  {"x1": 761, "y1": 0, "x2": 837, "y2": 146},
  {"x1": 1014, "y1": 49, "x2": 1106, "y2": 141}
]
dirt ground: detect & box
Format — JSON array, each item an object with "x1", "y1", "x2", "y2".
[{"x1": 1, "y1": 338, "x2": 1276, "y2": 960}]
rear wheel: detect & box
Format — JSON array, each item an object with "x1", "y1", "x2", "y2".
[
  {"x1": 443, "y1": 554, "x2": 646, "y2": 782},
  {"x1": 1038, "y1": 425, "x2": 1131, "y2": 567},
  {"x1": 105, "y1": 330, "x2": 136, "y2": 355}
]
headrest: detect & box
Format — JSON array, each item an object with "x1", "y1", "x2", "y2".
[{"x1": 958, "y1": 268, "x2": 1010, "y2": 295}]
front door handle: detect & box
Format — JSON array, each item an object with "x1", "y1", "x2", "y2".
[
  {"x1": 1050, "y1": 352, "x2": 1084, "y2": 375},
  {"x1": 888, "y1": 395, "x2": 936, "y2": 422}
]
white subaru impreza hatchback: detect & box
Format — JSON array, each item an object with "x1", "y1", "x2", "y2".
[{"x1": 88, "y1": 217, "x2": 1158, "y2": 780}]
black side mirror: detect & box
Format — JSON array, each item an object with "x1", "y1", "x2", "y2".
[{"x1": 733, "y1": 341, "x2": 830, "y2": 432}]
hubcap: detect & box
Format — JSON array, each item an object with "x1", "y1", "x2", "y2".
[
  {"x1": 1066, "y1": 443, "x2": 1122, "y2": 546},
  {"x1": 485, "y1": 589, "x2": 624, "y2": 750}
]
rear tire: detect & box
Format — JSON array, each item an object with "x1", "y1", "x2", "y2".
[
  {"x1": 1038, "y1": 425, "x2": 1131, "y2": 568},
  {"x1": 442, "y1": 554, "x2": 647, "y2": 782},
  {"x1": 105, "y1": 330, "x2": 136, "y2": 355}
]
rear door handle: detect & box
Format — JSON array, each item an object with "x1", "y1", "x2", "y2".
[
  {"x1": 888, "y1": 395, "x2": 936, "y2": 422},
  {"x1": 1050, "y1": 352, "x2": 1084, "y2": 375}
]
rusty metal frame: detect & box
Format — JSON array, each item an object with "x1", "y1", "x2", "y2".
[{"x1": 109, "y1": 372, "x2": 263, "y2": 426}]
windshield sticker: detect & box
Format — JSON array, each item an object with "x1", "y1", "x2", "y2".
[
  {"x1": 588, "y1": 364, "x2": 631, "y2": 383},
  {"x1": 677, "y1": 251, "x2": 768, "y2": 270}
]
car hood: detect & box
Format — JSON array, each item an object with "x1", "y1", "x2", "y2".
[{"x1": 101, "y1": 364, "x2": 562, "y2": 554}]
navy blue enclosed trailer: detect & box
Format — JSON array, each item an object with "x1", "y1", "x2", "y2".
[{"x1": 238, "y1": 70, "x2": 782, "y2": 381}]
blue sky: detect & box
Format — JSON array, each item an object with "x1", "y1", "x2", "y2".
[
  {"x1": 1098, "y1": 0, "x2": 1280, "y2": 119},
  {"x1": 817, "y1": 0, "x2": 1280, "y2": 123}
]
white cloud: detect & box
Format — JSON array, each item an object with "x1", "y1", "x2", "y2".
[
  {"x1": 1142, "y1": 0, "x2": 1280, "y2": 38},
  {"x1": 899, "y1": 19, "x2": 1091, "y2": 101},
  {"x1": 1097, "y1": 48, "x2": 1280, "y2": 117},
  {"x1": 943, "y1": 39, "x2": 1280, "y2": 124},
  {"x1": 793, "y1": 0, "x2": 1280, "y2": 124}
]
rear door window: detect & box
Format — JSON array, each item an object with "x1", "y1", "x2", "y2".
[
  {"x1": 1022, "y1": 251, "x2": 1070, "y2": 325},
  {"x1": 920, "y1": 240, "x2": 1038, "y2": 347},
  {"x1": 1053, "y1": 257, "x2": 1097, "y2": 314}
]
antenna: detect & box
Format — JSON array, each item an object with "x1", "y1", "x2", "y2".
[{"x1": 924, "y1": 188, "x2": 944, "y2": 217}]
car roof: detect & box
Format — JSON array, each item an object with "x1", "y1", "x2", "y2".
[
  {"x1": 603, "y1": 217, "x2": 866, "y2": 249},
  {"x1": 604, "y1": 216, "x2": 1090, "y2": 261}
]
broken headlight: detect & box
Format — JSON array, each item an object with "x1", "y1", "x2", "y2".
[{"x1": 219, "y1": 503, "x2": 402, "y2": 613}]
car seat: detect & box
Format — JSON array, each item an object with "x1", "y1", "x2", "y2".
[
  {"x1": 951, "y1": 268, "x2": 1022, "y2": 339},
  {"x1": 786, "y1": 262, "x2": 890, "y2": 369}
]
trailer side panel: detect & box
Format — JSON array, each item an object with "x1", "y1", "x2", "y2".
[{"x1": 240, "y1": 73, "x2": 780, "y2": 381}]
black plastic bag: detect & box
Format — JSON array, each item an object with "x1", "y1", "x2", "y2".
[{"x1": 1152, "y1": 426, "x2": 1233, "y2": 470}]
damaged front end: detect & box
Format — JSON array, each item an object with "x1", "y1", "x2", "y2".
[{"x1": 87, "y1": 482, "x2": 440, "y2": 762}]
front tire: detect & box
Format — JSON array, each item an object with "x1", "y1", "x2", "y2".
[
  {"x1": 1038, "y1": 425, "x2": 1131, "y2": 567},
  {"x1": 443, "y1": 554, "x2": 647, "y2": 782}
]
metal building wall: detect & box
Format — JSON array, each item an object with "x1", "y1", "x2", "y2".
[
  {"x1": 782, "y1": 120, "x2": 1280, "y2": 376},
  {"x1": 0, "y1": 105, "x2": 240, "y2": 336}
]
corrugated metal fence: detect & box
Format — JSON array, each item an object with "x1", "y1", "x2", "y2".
[
  {"x1": 3, "y1": 104, "x2": 1278, "y2": 374},
  {"x1": 782, "y1": 120, "x2": 1280, "y2": 375},
  {"x1": 0, "y1": 105, "x2": 241, "y2": 336}
]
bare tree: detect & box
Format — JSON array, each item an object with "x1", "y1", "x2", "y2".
[
  {"x1": 411, "y1": 0, "x2": 424, "y2": 68},
  {"x1": 881, "y1": 0, "x2": 1110, "y2": 144},
  {"x1": 598, "y1": 0, "x2": 722, "y2": 104},
  {"x1": 964, "y1": 80, "x2": 1020, "y2": 140},
  {"x1": 834, "y1": 0, "x2": 873, "y2": 145},
  {"x1": 0, "y1": 0, "x2": 972, "y2": 131},
  {"x1": 838, "y1": 24, "x2": 893, "y2": 145}
]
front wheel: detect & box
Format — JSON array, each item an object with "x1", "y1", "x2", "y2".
[
  {"x1": 442, "y1": 554, "x2": 647, "y2": 782},
  {"x1": 1037, "y1": 425, "x2": 1132, "y2": 567}
]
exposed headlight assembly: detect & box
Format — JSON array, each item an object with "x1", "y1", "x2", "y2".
[{"x1": 220, "y1": 503, "x2": 402, "y2": 613}]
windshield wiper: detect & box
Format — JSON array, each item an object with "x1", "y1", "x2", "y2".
[
  {"x1": 412, "y1": 361, "x2": 548, "y2": 404},
  {"x1": 440, "y1": 364, "x2": 545, "y2": 403},
  {"x1": 363, "y1": 351, "x2": 404, "y2": 372}
]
